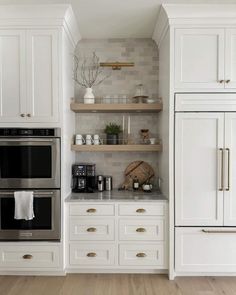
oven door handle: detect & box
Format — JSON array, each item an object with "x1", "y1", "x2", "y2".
[
  {"x1": 0, "y1": 138, "x2": 55, "y2": 142},
  {"x1": 0, "y1": 191, "x2": 54, "y2": 196}
]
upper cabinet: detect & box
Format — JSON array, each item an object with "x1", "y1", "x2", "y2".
[
  {"x1": 153, "y1": 4, "x2": 236, "y2": 92},
  {"x1": 175, "y1": 28, "x2": 236, "y2": 90},
  {"x1": 0, "y1": 29, "x2": 59, "y2": 123},
  {"x1": 175, "y1": 28, "x2": 225, "y2": 89},
  {"x1": 0, "y1": 5, "x2": 80, "y2": 124},
  {"x1": 0, "y1": 30, "x2": 26, "y2": 123},
  {"x1": 26, "y1": 30, "x2": 59, "y2": 123}
]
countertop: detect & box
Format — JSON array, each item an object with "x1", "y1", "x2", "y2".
[{"x1": 65, "y1": 190, "x2": 167, "y2": 202}]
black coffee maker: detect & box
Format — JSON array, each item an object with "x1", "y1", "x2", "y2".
[{"x1": 72, "y1": 163, "x2": 96, "y2": 193}]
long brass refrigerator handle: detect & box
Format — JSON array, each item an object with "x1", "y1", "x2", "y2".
[
  {"x1": 218, "y1": 148, "x2": 224, "y2": 191},
  {"x1": 225, "y1": 148, "x2": 230, "y2": 191},
  {"x1": 202, "y1": 229, "x2": 236, "y2": 234}
]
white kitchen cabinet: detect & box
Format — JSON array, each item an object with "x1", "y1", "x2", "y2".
[
  {"x1": 175, "y1": 111, "x2": 236, "y2": 227},
  {"x1": 175, "y1": 227, "x2": 236, "y2": 273},
  {"x1": 0, "y1": 30, "x2": 27, "y2": 122},
  {"x1": 0, "y1": 29, "x2": 59, "y2": 123},
  {"x1": 175, "y1": 112, "x2": 224, "y2": 226},
  {"x1": 175, "y1": 28, "x2": 225, "y2": 89},
  {"x1": 224, "y1": 113, "x2": 236, "y2": 225},
  {"x1": 66, "y1": 200, "x2": 168, "y2": 272},
  {"x1": 175, "y1": 28, "x2": 236, "y2": 90},
  {"x1": 26, "y1": 30, "x2": 59, "y2": 122},
  {"x1": 0, "y1": 244, "x2": 60, "y2": 269}
]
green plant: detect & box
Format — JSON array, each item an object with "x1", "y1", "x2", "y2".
[{"x1": 104, "y1": 123, "x2": 122, "y2": 135}]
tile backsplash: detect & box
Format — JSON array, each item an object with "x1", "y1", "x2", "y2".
[{"x1": 74, "y1": 38, "x2": 159, "y2": 189}]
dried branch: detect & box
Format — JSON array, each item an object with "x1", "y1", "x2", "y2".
[{"x1": 73, "y1": 51, "x2": 110, "y2": 88}]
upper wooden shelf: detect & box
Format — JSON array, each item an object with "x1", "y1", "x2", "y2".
[{"x1": 70, "y1": 103, "x2": 162, "y2": 113}]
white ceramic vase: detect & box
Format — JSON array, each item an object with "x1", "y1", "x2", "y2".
[{"x1": 84, "y1": 88, "x2": 95, "y2": 104}]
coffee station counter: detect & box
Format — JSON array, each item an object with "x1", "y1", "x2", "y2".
[{"x1": 65, "y1": 190, "x2": 167, "y2": 202}]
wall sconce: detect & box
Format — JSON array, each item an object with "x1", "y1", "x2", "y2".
[{"x1": 99, "y1": 62, "x2": 134, "y2": 70}]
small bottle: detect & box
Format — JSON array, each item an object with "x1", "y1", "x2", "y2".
[{"x1": 133, "y1": 176, "x2": 140, "y2": 191}]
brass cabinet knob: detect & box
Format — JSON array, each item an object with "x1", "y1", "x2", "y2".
[
  {"x1": 136, "y1": 253, "x2": 147, "y2": 258},
  {"x1": 136, "y1": 227, "x2": 146, "y2": 233},
  {"x1": 86, "y1": 208, "x2": 96, "y2": 213},
  {"x1": 87, "y1": 252, "x2": 97, "y2": 257},
  {"x1": 22, "y1": 254, "x2": 33, "y2": 260},
  {"x1": 27, "y1": 114, "x2": 31, "y2": 117},
  {"x1": 218, "y1": 80, "x2": 224, "y2": 83},
  {"x1": 136, "y1": 208, "x2": 146, "y2": 213},
  {"x1": 87, "y1": 227, "x2": 97, "y2": 232},
  {"x1": 20, "y1": 114, "x2": 25, "y2": 117},
  {"x1": 226, "y1": 80, "x2": 231, "y2": 83}
]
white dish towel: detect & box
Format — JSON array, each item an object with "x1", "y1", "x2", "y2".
[{"x1": 14, "y1": 191, "x2": 35, "y2": 220}]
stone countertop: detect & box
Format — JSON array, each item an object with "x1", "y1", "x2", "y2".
[{"x1": 65, "y1": 190, "x2": 167, "y2": 202}]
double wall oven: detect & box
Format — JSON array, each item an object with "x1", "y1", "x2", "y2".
[{"x1": 0, "y1": 128, "x2": 61, "y2": 241}]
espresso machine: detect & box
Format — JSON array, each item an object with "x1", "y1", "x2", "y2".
[{"x1": 72, "y1": 163, "x2": 96, "y2": 193}]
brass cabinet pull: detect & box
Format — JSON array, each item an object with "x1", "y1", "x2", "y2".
[
  {"x1": 27, "y1": 114, "x2": 31, "y2": 117},
  {"x1": 202, "y1": 229, "x2": 236, "y2": 234},
  {"x1": 225, "y1": 148, "x2": 230, "y2": 191},
  {"x1": 136, "y1": 228, "x2": 146, "y2": 233},
  {"x1": 136, "y1": 253, "x2": 147, "y2": 258},
  {"x1": 136, "y1": 208, "x2": 146, "y2": 213},
  {"x1": 226, "y1": 79, "x2": 231, "y2": 83},
  {"x1": 87, "y1": 227, "x2": 97, "y2": 232},
  {"x1": 218, "y1": 80, "x2": 224, "y2": 83},
  {"x1": 20, "y1": 114, "x2": 25, "y2": 117},
  {"x1": 218, "y1": 148, "x2": 224, "y2": 191},
  {"x1": 87, "y1": 252, "x2": 97, "y2": 257},
  {"x1": 86, "y1": 208, "x2": 96, "y2": 213},
  {"x1": 22, "y1": 254, "x2": 33, "y2": 260}
]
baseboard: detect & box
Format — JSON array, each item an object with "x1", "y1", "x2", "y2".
[
  {"x1": 0, "y1": 270, "x2": 66, "y2": 276},
  {"x1": 66, "y1": 269, "x2": 168, "y2": 274}
]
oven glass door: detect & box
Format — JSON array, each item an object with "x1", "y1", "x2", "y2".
[
  {"x1": 0, "y1": 190, "x2": 60, "y2": 241},
  {"x1": 0, "y1": 138, "x2": 60, "y2": 189}
]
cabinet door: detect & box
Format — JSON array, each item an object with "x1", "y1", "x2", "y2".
[
  {"x1": 175, "y1": 28, "x2": 225, "y2": 89},
  {"x1": 0, "y1": 30, "x2": 27, "y2": 122},
  {"x1": 175, "y1": 113, "x2": 224, "y2": 226},
  {"x1": 224, "y1": 113, "x2": 236, "y2": 225},
  {"x1": 225, "y1": 29, "x2": 236, "y2": 89},
  {"x1": 26, "y1": 30, "x2": 59, "y2": 122}
]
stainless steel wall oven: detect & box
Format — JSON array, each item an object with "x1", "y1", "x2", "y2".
[{"x1": 0, "y1": 128, "x2": 61, "y2": 241}]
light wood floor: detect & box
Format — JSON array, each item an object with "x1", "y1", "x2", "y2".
[{"x1": 1, "y1": 274, "x2": 236, "y2": 295}]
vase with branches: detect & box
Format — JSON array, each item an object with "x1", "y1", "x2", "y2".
[{"x1": 73, "y1": 52, "x2": 109, "y2": 104}]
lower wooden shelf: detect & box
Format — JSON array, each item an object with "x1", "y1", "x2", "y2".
[{"x1": 71, "y1": 144, "x2": 162, "y2": 152}]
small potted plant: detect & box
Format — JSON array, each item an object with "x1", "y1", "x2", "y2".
[{"x1": 104, "y1": 123, "x2": 122, "y2": 145}]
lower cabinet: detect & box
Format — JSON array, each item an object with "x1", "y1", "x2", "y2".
[
  {"x1": 175, "y1": 227, "x2": 236, "y2": 273},
  {"x1": 67, "y1": 201, "x2": 168, "y2": 272},
  {"x1": 0, "y1": 244, "x2": 60, "y2": 270}
]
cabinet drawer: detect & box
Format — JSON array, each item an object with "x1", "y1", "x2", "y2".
[
  {"x1": 0, "y1": 245, "x2": 60, "y2": 268},
  {"x1": 69, "y1": 218, "x2": 115, "y2": 241},
  {"x1": 119, "y1": 204, "x2": 165, "y2": 216},
  {"x1": 119, "y1": 244, "x2": 165, "y2": 267},
  {"x1": 69, "y1": 204, "x2": 114, "y2": 216},
  {"x1": 119, "y1": 219, "x2": 164, "y2": 241},
  {"x1": 69, "y1": 243, "x2": 115, "y2": 266},
  {"x1": 176, "y1": 227, "x2": 236, "y2": 272}
]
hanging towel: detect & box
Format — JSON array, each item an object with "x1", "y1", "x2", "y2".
[{"x1": 14, "y1": 191, "x2": 35, "y2": 220}]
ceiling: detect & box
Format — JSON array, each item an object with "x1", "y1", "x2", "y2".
[{"x1": 0, "y1": 0, "x2": 235, "y2": 38}]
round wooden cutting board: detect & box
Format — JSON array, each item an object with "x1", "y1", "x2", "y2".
[{"x1": 122, "y1": 161, "x2": 155, "y2": 190}]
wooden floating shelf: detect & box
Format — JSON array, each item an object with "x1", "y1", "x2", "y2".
[
  {"x1": 70, "y1": 103, "x2": 162, "y2": 113},
  {"x1": 71, "y1": 144, "x2": 162, "y2": 152}
]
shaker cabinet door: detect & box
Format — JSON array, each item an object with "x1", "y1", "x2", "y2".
[
  {"x1": 175, "y1": 113, "x2": 224, "y2": 226},
  {"x1": 26, "y1": 30, "x2": 59, "y2": 122},
  {"x1": 225, "y1": 29, "x2": 236, "y2": 89},
  {"x1": 0, "y1": 30, "x2": 27, "y2": 122},
  {"x1": 175, "y1": 28, "x2": 225, "y2": 90},
  {"x1": 224, "y1": 114, "x2": 236, "y2": 225}
]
